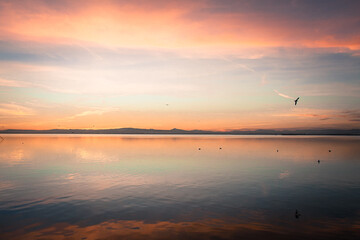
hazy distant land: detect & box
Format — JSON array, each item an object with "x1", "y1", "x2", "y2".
[{"x1": 0, "y1": 128, "x2": 359, "y2": 135}]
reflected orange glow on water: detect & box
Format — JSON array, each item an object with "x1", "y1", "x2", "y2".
[
  {"x1": 0, "y1": 135, "x2": 359, "y2": 239},
  {"x1": 4, "y1": 218, "x2": 359, "y2": 240},
  {"x1": 1, "y1": 135, "x2": 359, "y2": 165}
]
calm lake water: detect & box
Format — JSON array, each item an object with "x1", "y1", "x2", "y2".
[{"x1": 0, "y1": 135, "x2": 359, "y2": 239}]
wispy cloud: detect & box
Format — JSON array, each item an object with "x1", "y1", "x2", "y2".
[
  {"x1": 64, "y1": 108, "x2": 119, "y2": 121},
  {"x1": 273, "y1": 90, "x2": 295, "y2": 100},
  {"x1": 71, "y1": 110, "x2": 105, "y2": 118},
  {"x1": 341, "y1": 110, "x2": 360, "y2": 122},
  {"x1": 275, "y1": 109, "x2": 360, "y2": 123},
  {"x1": 0, "y1": 103, "x2": 35, "y2": 117},
  {"x1": 0, "y1": 78, "x2": 32, "y2": 88},
  {"x1": 0, "y1": 77, "x2": 79, "y2": 94}
]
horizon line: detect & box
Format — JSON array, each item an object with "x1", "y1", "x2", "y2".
[{"x1": 1, "y1": 127, "x2": 359, "y2": 135}]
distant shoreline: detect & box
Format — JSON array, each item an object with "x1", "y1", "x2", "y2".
[
  {"x1": 1, "y1": 133, "x2": 359, "y2": 135},
  {"x1": 1, "y1": 128, "x2": 359, "y2": 136}
]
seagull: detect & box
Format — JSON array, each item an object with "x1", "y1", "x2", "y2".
[{"x1": 294, "y1": 97, "x2": 300, "y2": 106}]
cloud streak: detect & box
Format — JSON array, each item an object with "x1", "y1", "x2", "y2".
[
  {"x1": 273, "y1": 90, "x2": 295, "y2": 100},
  {"x1": 275, "y1": 109, "x2": 360, "y2": 123},
  {"x1": 64, "y1": 107, "x2": 121, "y2": 121},
  {"x1": 0, "y1": 103, "x2": 35, "y2": 117}
]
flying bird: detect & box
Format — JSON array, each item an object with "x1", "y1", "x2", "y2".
[{"x1": 294, "y1": 97, "x2": 300, "y2": 106}]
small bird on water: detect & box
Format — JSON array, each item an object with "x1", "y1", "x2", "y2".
[{"x1": 318, "y1": 160, "x2": 320, "y2": 164}]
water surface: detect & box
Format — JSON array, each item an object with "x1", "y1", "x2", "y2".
[{"x1": 0, "y1": 135, "x2": 359, "y2": 239}]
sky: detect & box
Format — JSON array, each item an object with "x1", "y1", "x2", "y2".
[{"x1": 0, "y1": 0, "x2": 359, "y2": 131}]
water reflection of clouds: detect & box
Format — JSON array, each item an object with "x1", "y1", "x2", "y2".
[
  {"x1": 60, "y1": 173, "x2": 165, "y2": 193},
  {"x1": 0, "y1": 180, "x2": 14, "y2": 191},
  {"x1": 0, "y1": 149, "x2": 25, "y2": 165},
  {"x1": 279, "y1": 170, "x2": 290, "y2": 179},
  {"x1": 1, "y1": 135, "x2": 360, "y2": 165},
  {"x1": 75, "y1": 148, "x2": 114, "y2": 162},
  {"x1": 64, "y1": 173, "x2": 80, "y2": 180},
  {"x1": 0, "y1": 135, "x2": 359, "y2": 239}
]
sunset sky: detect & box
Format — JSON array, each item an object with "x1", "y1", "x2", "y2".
[{"x1": 0, "y1": 0, "x2": 359, "y2": 130}]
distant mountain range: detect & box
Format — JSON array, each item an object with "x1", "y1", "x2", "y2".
[{"x1": 0, "y1": 128, "x2": 359, "y2": 135}]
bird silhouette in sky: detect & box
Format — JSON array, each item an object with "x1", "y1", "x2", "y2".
[{"x1": 294, "y1": 97, "x2": 300, "y2": 106}]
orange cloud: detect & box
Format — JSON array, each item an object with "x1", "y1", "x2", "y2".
[
  {"x1": 0, "y1": 103, "x2": 35, "y2": 117},
  {"x1": 0, "y1": 0, "x2": 359, "y2": 50}
]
